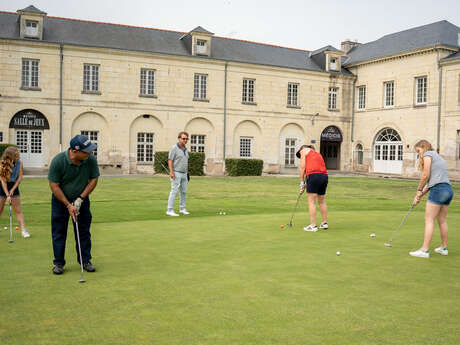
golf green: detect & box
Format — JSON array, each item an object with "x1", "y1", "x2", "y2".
[{"x1": 0, "y1": 176, "x2": 458, "y2": 345}]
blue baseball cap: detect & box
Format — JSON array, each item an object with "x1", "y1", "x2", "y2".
[{"x1": 70, "y1": 134, "x2": 97, "y2": 153}]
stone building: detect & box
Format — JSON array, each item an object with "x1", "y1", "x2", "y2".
[{"x1": 0, "y1": 5, "x2": 459, "y2": 178}]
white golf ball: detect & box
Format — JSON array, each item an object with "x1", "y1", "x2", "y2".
[
  {"x1": 223, "y1": 212, "x2": 226, "y2": 215},
  {"x1": 336, "y1": 251, "x2": 341, "y2": 256},
  {"x1": 219, "y1": 211, "x2": 222, "y2": 215},
  {"x1": 370, "y1": 233, "x2": 376, "y2": 238},
  {"x1": 3, "y1": 226, "x2": 7, "y2": 230}
]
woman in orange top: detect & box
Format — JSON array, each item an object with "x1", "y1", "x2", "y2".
[{"x1": 296, "y1": 145, "x2": 328, "y2": 232}]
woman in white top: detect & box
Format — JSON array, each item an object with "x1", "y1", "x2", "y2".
[{"x1": 410, "y1": 140, "x2": 453, "y2": 258}]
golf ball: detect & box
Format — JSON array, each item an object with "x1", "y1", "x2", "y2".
[
  {"x1": 15, "y1": 226, "x2": 19, "y2": 230},
  {"x1": 370, "y1": 233, "x2": 376, "y2": 238},
  {"x1": 336, "y1": 251, "x2": 341, "y2": 256},
  {"x1": 223, "y1": 212, "x2": 226, "y2": 215},
  {"x1": 3, "y1": 226, "x2": 6, "y2": 230},
  {"x1": 280, "y1": 224, "x2": 284, "y2": 229}
]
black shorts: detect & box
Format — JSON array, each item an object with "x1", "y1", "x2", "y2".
[
  {"x1": 0, "y1": 182, "x2": 20, "y2": 197},
  {"x1": 306, "y1": 173, "x2": 328, "y2": 195}
]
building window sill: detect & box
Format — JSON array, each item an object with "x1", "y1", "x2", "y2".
[
  {"x1": 82, "y1": 90, "x2": 102, "y2": 95},
  {"x1": 413, "y1": 103, "x2": 427, "y2": 108},
  {"x1": 242, "y1": 101, "x2": 257, "y2": 106},
  {"x1": 139, "y1": 94, "x2": 158, "y2": 99},
  {"x1": 137, "y1": 162, "x2": 153, "y2": 165},
  {"x1": 20, "y1": 86, "x2": 41, "y2": 91},
  {"x1": 356, "y1": 109, "x2": 366, "y2": 112},
  {"x1": 193, "y1": 98, "x2": 210, "y2": 102},
  {"x1": 328, "y1": 108, "x2": 340, "y2": 112},
  {"x1": 287, "y1": 105, "x2": 301, "y2": 109},
  {"x1": 383, "y1": 106, "x2": 395, "y2": 109}
]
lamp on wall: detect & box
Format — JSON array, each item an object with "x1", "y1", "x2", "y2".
[{"x1": 311, "y1": 112, "x2": 319, "y2": 125}]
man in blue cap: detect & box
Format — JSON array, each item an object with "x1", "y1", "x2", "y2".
[{"x1": 48, "y1": 134, "x2": 100, "y2": 275}]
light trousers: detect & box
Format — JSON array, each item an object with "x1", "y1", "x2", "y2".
[{"x1": 167, "y1": 171, "x2": 188, "y2": 211}]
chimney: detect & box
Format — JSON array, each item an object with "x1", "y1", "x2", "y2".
[{"x1": 341, "y1": 39, "x2": 360, "y2": 54}]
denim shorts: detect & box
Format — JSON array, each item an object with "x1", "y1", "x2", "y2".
[
  {"x1": 306, "y1": 173, "x2": 328, "y2": 195},
  {"x1": 428, "y1": 183, "x2": 454, "y2": 206}
]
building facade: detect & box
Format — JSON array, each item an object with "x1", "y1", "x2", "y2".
[{"x1": 1, "y1": 6, "x2": 459, "y2": 178}]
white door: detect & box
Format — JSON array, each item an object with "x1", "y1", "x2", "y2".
[
  {"x1": 373, "y1": 128, "x2": 403, "y2": 174},
  {"x1": 15, "y1": 130, "x2": 44, "y2": 168}
]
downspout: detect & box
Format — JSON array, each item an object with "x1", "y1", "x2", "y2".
[
  {"x1": 351, "y1": 75, "x2": 357, "y2": 168},
  {"x1": 223, "y1": 62, "x2": 228, "y2": 170},
  {"x1": 436, "y1": 54, "x2": 443, "y2": 152},
  {"x1": 59, "y1": 44, "x2": 63, "y2": 152}
]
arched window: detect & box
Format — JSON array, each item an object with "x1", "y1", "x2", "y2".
[
  {"x1": 356, "y1": 144, "x2": 363, "y2": 165},
  {"x1": 376, "y1": 128, "x2": 401, "y2": 142}
]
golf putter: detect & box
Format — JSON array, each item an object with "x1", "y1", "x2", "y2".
[
  {"x1": 152, "y1": 153, "x2": 170, "y2": 174},
  {"x1": 287, "y1": 192, "x2": 303, "y2": 228},
  {"x1": 74, "y1": 217, "x2": 86, "y2": 283},
  {"x1": 384, "y1": 204, "x2": 415, "y2": 247},
  {"x1": 8, "y1": 203, "x2": 13, "y2": 243}
]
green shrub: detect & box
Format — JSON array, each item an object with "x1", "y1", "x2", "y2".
[
  {"x1": 225, "y1": 158, "x2": 264, "y2": 176},
  {"x1": 153, "y1": 151, "x2": 205, "y2": 176},
  {"x1": 0, "y1": 144, "x2": 16, "y2": 158}
]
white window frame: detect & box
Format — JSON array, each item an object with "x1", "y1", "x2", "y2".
[
  {"x1": 415, "y1": 76, "x2": 427, "y2": 105},
  {"x1": 193, "y1": 73, "x2": 207, "y2": 100},
  {"x1": 329, "y1": 57, "x2": 338, "y2": 71},
  {"x1": 284, "y1": 138, "x2": 296, "y2": 166},
  {"x1": 356, "y1": 144, "x2": 363, "y2": 165},
  {"x1": 239, "y1": 137, "x2": 252, "y2": 158},
  {"x1": 25, "y1": 20, "x2": 38, "y2": 37},
  {"x1": 80, "y1": 130, "x2": 98, "y2": 157},
  {"x1": 384, "y1": 81, "x2": 394, "y2": 108},
  {"x1": 140, "y1": 68, "x2": 155, "y2": 96},
  {"x1": 137, "y1": 132, "x2": 154, "y2": 163},
  {"x1": 328, "y1": 87, "x2": 338, "y2": 110},
  {"x1": 196, "y1": 39, "x2": 207, "y2": 55},
  {"x1": 287, "y1": 83, "x2": 299, "y2": 107},
  {"x1": 190, "y1": 135, "x2": 205, "y2": 153},
  {"x1": 22, "y1": 59, "x2": 39, "y2": 88},
  {"x1": 83, "y1": 64, "x2": 99, "y2": 92},
  {"x1": 242, "y1": 78, "x2": 255, "y2": 103},
  {"x1": 357, "y1": 85, "x2": 366, "y2": 110}
]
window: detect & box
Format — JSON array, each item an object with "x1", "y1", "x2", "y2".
[
  {"x1": 25, "y1": 20, "x2": 38, "y2": 37},
  {"x1": 357, "y1": 86, "x2": 366, "y2": 110},
  {"x1": 0, "y1": 132, "x2": 3, "y2": 142},
  {"x1": 196, "y1": 39, "x2": 207, "y2": 54},
  {"x1": 384, "y1": 81, "x2": 394, "y2": 108},
  {"x1": 287, "y1": 83, "x2": 299, "y2": 106},
  {"x1": 242, "y1": 79, "x2": 255, "y2": 103},
  {"x1": 83, "y1": 64, "x2": 99, "y2": 92},
  {"x1": 374, "y1": 145, "x2": 381, "y2": 160},
  {"x1": 137, "y1": 132, "x2": 154, "y2": 163},
  {"x1": 356, "y1": 144, "x2": 363, "y2": 165},
  {"x1": 190, "y1": 135, "x2": 205, "y2": 153},
  {"x1": 239, "y1": 137, "x2": 252, "y2": 157},
  {"x1": 285, "y1": 138, "x2": 296, "y2": 166},
  {"x1": 140, "y1": 69, "x2": 155, "y2": 96},
  {"x1": 457, "y1": 130, "x2": 460, "y2": 160},
  {"x1": 328, "y1": 87, "x2": 338, "y2": 110},
  {"x1": 22, "y1": 59, "x2": 39, "y2": 88},
  {"x1": 194, "y1": 74, "x2": 207, "y2": 100},
  {"x1": 329, "y1": 57, "x2": 338, "y2": 71},
  {"x1": 415, "y1": 76, "x2": 427, "y2": 105},
  {"x1": 80, "y1": 130, "x2": 98, "y2": 157}
]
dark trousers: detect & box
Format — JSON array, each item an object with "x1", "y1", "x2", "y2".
[{"x1": 51, "y1": 194, "x2": 92, "y2": 266}]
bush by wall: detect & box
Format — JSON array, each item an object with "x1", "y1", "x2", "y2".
[
  {"x1": 225, "y1": 158, "x2": 263, "y2": 176},
  {"x1": 153, "y1": 151, "x2": 205, "y2": 176},
  {"x1": 0, "y1": 144, "x2": 16, "y2": 158}
]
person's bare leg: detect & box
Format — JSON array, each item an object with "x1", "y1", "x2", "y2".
[
  {"x1": 0, "y1": 197, "x2": 5, "y2": 217},
  {"x1": 421, "y1": 201, "x2": 441, "y2": 251},
  {"x1": 11, "y1": 197, "x2": 26, "y2": 230},
  {"x1": 436, "y1": 205, "x2": 449, "y2": 248},
  {"x1": 307, "y1": 193, "x2": 317, "y2": 226},
  {"x1": 317, "y1": 194, "x2": 328, "y2": 224}
]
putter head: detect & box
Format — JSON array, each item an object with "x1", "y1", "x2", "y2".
[
  {"x1": 78, "y1": 279, "x2": 86, "y2": 283},
  {"x1": 287, "y1": 223, "x2": 293, "y2": 228},
  {"x1": 8, "y1": 240, "x2": 14, "y2": 243},
  {"x1": 384, "y1": 243, "x2": 392, "y2": 247}
]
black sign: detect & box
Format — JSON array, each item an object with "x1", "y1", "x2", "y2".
[
  {"x1": 9, "y1": 109, "x2": 50, "y2": 130},
  {"x1": 321, "y1": 126, "x2": 342, "y2": 142}
]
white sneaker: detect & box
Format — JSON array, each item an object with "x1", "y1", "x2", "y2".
[
  {"x1": 179, "y1": 209, "x2": 190, "y2": 215},
  {"x1": 21, "y1": 229, "x2": 31, "y2": 238},
  {"x1": 409, "y1": 249, "x2": 430, "y2": 258},
  {"x1": 319, "y1": 222, "x2": 328, "y2": 229},
  {"x1": 166, "y1": 210, "x2": 179, "y2": 217},
  {"x1": 434, "y1": 247, "x2": 448, "y2": 256},
  {"x1": 303, "y1": 225, "x2": 318, "y2": 232}
]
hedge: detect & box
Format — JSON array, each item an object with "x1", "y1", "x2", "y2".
[
  {"x1": 153, "y1": 151, "x2": 205, "y2": 176},
  {"x1": 0, "y1": 144, "x2": 16, "y2": 158},
  {"x1": 225, "y1": 158, "x2": 264, "y2": 176}
]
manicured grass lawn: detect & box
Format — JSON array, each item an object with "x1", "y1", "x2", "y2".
[{"x1": 0, "y1": 176, "x2": 459, "y2": 345}]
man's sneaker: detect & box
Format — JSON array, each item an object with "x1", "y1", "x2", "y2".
[
  {"x1": 319, "y1": 222, "x2": 328, "y2": 229},
  {"x1": 179, "y1": 209, "x2": 190, "y2": 215},
  {"x1": 409, "y1": 249, "x2": 430, "y2": 258},
  {"x1": 21, "y1": 229, "x2": 31, "y2": 238},
  {"x1": 166, "y1": 210, "x2": 179, "y2": 217},
  {"x1": 303, "y1": 225, "x2": 318, "y2": 232},
  {"x1": 52, "y1": 265, "x2": 64, "y2": 275},
  {"x1": 83, "y1": 262, "x2": 96, "y2": 272},
  {"x1": 434, "y1": 247, "x2": 448, "y2": 256}
]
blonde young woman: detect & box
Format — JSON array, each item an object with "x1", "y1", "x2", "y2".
[
  {"x1": 410, "y1": 140, "x2": 453, "y2": 258},
  {"x1": 0, "y1": 146, "x2": 30, "y2": 238}
]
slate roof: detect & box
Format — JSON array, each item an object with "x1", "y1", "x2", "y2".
[
  {"x1": 190, "y1": 26, "x2": 213, "y2": 35},
  {"x1": 309, "y1": 45, "x2": 342, "y2": 57},
  {"x1": 440, "y1": 50, "x2": 460, "y2": 62},
  {"x1": 19, "y1": 5, "x2": 46, "y2": 14},
  {"x1": 344, "y1": 20, "x2": 460, "y2": 66},
  {"x1": 0, "y1": 11, "x2": 354, "y2": 74}
]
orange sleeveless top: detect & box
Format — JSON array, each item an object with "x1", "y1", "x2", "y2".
[{"x1": 305, "y1": 150, "x2": 328, "y2": 176}]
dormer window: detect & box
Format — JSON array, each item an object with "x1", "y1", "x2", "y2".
[
  {"x1": 25, "y1": 20, "x2": 39, "y2": 38},
  {"x1": 196, "y1": 40, "x2": 207, "y2": 55},
  {"x1": 329, "y1": 57, "x2": 338, "y2": 71}
]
